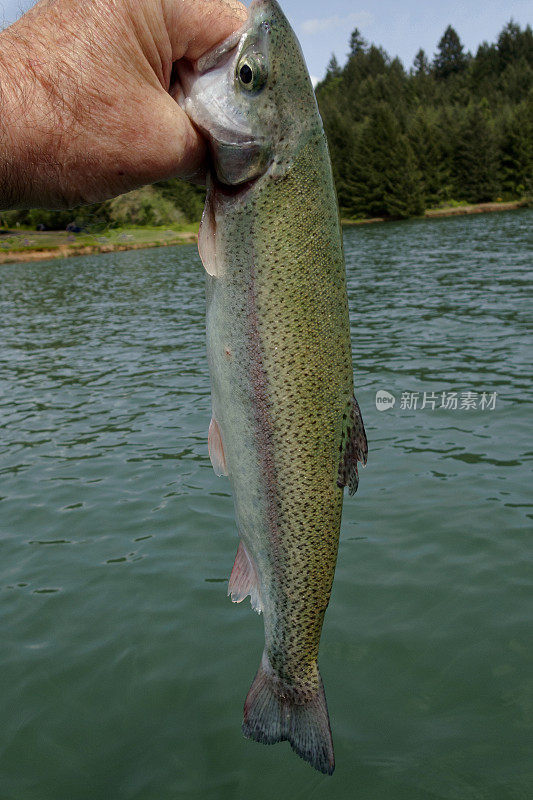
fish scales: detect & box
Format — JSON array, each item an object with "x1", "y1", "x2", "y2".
[
  {"x1": 179, "y1": 0, "x2": 367, "y2": 775},
  {"x1": 210, "y1": 135, "x2": 351, "y2": 676}
]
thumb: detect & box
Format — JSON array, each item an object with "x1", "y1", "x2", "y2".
[
  {"x1": 164, "y1": 0, "x2": 248, "y2": 62},
  {"x1": 140, "y1": 0, "x2": 249, "y2": 183}
]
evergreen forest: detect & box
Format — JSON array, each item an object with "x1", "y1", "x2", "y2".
[{"x1": 315, "y1": 20, "x2": 533, "y2": 218}]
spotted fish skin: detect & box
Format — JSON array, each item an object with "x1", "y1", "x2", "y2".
[{"x1": 179, "y1": 0, "x2": 367, "y2": 775}]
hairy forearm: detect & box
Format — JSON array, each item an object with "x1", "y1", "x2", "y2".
[
  {"x1": 0, "y1": 30, "x2": 53, "y2": 210},
  {"x1": 0, "y1": 12, "x2": 105, "y2": 210},
  {"x1": 0, "y1": 7, "x2": 147, "y2": 210}
]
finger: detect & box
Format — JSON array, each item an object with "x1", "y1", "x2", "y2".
[
  {"x1": 164, "y1": 0, "x2": 248, "y2": 62},
  {"x1": 146, "y1": 88, "x2": 208, "y2": 182}
]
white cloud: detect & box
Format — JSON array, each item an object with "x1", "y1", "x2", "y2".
[
  {"x1": 301, "y1": 10, "x2": 373, "y2": 37},
  {"x1": 310, "y1": 75, "x2": 320, "y2": 87}
]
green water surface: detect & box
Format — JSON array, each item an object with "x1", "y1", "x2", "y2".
[{"x1": 1, "y1": 209, "x2": 531, "y2": 799}]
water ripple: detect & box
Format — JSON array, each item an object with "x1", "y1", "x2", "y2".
[{"x1": 0, "y1": 213, "x2": 531, "y2": 799}]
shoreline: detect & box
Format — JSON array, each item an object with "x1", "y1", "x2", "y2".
[
  {"x1": 341, "y1": 198, "x2": 530, "y2": 226},
  {"x1": 0, "y1": 199, "x2": 529, "y2": 264},
  {"x1": 0, "y1": 230, "x2": 198, "y2": 265}
]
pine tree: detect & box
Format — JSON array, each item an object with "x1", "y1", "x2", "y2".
[
  {"x1": 408, "y1": 109, "x2": 447, "y2": 206},
  {"x1": 326, "y1": 54, "x2": 341, "y2": 78},
  {"x1": 433, "y1": 26, "x2": 468, "y2": 78},
  {"x1": 452, "y1": 102, "x2": 498, "y2": 201},
  {"x1": 384, "y1": 134, "x2": 425, "y2": 217},
  {"x1": 413, "y1": 49, "x2": 429, "y2": 75},
  {"x1": 498, "y1": 56, "x2": 533, "y2": 104},
  {"x1": 470, "y1": 41, "x2": 500, "y2": 99},
  {"x1": 409, "y1": 50, "x2": 435, "y2": 106},
  {"x1": 348, "y1": 105, "x2": 423, "y2": 218},
  {"x1": 348, "y1": 28, "x2": 368, "y2": 58},
  {"x1": 319, "y1": 107, "x2": 358, "y2": 214},
  {"x1": 498, "y1": 101, "x2": 533, "y2": 196},
  {"x1": 497, "y1": 20, "x2": 528, "y2": 67}
]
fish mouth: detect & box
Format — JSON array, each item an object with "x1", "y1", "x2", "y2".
[
  {"x1": 210, "y1": 173, "x2": 258, "y2": 199},
  {"x1": 177, "y1": 61, "x2": 254, "y2": 144},
  {"x1": 176, "y1": 57, "x2": 271, "y2": 187}
]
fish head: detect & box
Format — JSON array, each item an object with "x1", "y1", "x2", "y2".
[{"x1": 178, "y1": 0, "x2": 320, "y2": 186}]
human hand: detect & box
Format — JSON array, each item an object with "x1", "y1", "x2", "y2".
[{"x1": 0, "y1": 0, "x2": 247, "y2": 209}]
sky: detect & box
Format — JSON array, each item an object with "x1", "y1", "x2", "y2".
[{"x1": 1, "y1": 0, "x2": 531, "y2": 83}]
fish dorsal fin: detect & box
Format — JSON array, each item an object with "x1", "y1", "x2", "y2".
[
  {"x1": 208, "y1": 416, "x2": 228, "y2": 476},
  {"x1": 228, "y1": 540, "x2": 262, "y2": 614},
  {"x1": 337, "y1": 395, "x2": 368, "y2": 495}
]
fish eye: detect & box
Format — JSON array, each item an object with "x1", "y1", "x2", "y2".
[
  {"x1": 236, "y1": 54, "x2": 267, "y2": 92},
  {"x1": 239, "y1": 64, "x2": 253, "y2": 84}
]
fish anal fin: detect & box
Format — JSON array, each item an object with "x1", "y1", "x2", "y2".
[
  {"x1": 338, "y1": 394, "x2": 368, "y2": 495},
  {"x1": 208, "y1": 416, "x2": 228, "y2": 476},
  {"x1": 228, "y1": 540, "x2": 262, "y2": 614}
]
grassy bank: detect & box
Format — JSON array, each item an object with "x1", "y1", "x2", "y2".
[
  {"x1": 0, "y1": 223, "x2": 199, "y2": 264},
  {"x1": 0, "y1": 198, "x2": 529, "y2": 264}
]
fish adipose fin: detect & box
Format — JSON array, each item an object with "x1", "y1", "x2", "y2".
[
  {"x1": 338, "y1": 394, "x2": 368, "y2": 495},
  {"x1": 242, "y1": 653, "x2": 335, "y2": 775},
  {"x1": 228, "y1": 540, "x2": 262, "y2": 613},
  {"x1": 208, "y1": 416, "x2": 228, "y2": 476}
]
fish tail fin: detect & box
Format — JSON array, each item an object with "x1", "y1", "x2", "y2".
[{"x1": 242, "y1": 653, "x2": 335, "y2": 775}]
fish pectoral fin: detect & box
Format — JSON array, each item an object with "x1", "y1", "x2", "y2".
[
  {"x1": 228, "y1": 540, "x2": 262, "y2": 614},
  {"x1": 337, "y1": 394, "x2": 368, "y2": 495},
  {"x1": 198, "y1": 178, "x2": 219, "y2": 276},
  {"x1": 208, "y1": 416, "x2": 228, "y2": 477}
]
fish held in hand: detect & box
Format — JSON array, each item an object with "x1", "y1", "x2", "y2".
[{"x1": 178, "y1": 0, "x2": 367, "y2": 775}]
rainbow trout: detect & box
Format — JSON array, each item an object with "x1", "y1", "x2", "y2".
[{"x1": 178, "y1": 0, "x2": 367, "y2": 774}]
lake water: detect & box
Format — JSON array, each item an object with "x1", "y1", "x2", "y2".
[{"x1": 0, "y1": 209, "x2": 531, "y2": 800}]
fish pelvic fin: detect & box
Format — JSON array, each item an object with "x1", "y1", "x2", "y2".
[
  {"x1": 242, "y1": 653, "x2": 335, "y2": 775},
  {"x1": 338, "y1": 394, "x2": 368, "y2": 495},
  {"x1": 228, "y1": 540, "x2": 262, "y2": 613}
]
